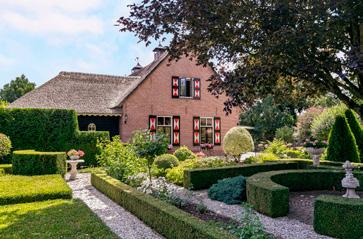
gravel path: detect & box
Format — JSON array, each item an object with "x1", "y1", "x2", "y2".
[{"x1": 66, "y1": 173, "x2": 164, "y2": 239}]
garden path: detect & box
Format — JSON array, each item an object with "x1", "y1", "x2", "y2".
[{"x1": 66, "y1": 173, "x2": 164, "y2": 239}]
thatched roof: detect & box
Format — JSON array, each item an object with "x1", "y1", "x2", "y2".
[{"x1": 9, "y1": 72, "x2": 142, "y2": 116}]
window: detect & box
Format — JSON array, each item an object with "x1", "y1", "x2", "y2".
[
  {"x1": 200, "y1": 117, "x2": 213, "y2": 144},
  {"x1": 88, "y1": 123, "x2": 96, "y2": 131},
  {"x1": 179, "y1": 78, "x2": 192, "y2": 97},
  {"x1": 156, "y1": 116, "x2": 172, "y2": 143}
]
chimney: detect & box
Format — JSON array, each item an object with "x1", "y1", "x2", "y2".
[
  {"x1": 153, "y1": 43, "x2": 166, "y2": 61},
  {"x1": 131, "y1": 59, "x2": 143, "y2": 74}
]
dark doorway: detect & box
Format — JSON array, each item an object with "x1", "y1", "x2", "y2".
[{"x1": 78, "y1": 115, "x2": 120, "y2": 137}]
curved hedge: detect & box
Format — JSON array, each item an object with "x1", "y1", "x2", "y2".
[
  {"x1": 246, "y1": 169, "x2": 363, "y2": 217},
  {"x1": 314, "y1": 195, "x2": 363, "y2": 239},
  {"x1": 91, "y1": 172, "x2": 236, "y2": 239}
]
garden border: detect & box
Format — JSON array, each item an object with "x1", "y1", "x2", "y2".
[{"x1": 91, "y1": 171, "x2": 237, "y2": 239}]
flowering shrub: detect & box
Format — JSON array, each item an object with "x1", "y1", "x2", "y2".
[
  {"x1": 126, "y1": 172, "x2": 148, "y2": 187},
  {"x1": 67, "y1": 149, "x2": 85, "y2": 158}
]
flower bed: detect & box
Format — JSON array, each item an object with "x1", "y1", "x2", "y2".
[
  {"x1": 91, "y1": 171, "x2": 236, "y2": 239},
  {"x1": 0, "y1": 174, "x2": 72, "y2": 205}
]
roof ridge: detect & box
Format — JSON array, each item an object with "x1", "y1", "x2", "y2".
[{"x1": 59, "y1": 71, "x2": 140, "y2": 80}]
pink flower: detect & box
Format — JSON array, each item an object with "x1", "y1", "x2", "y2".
[{"x1": 78, "y1": 150, "x2": 85, "y2": 158}]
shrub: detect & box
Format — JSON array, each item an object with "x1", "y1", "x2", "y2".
[
  {"x1": 326, "y1": 115, "x2": 360, "y2": 162},
  {"x1": 223, "y1": 127, "x2": 254, "y2": 160},
  {"x1": 274, "y1": 126, "x2": 294, "y2": 143},
  {"x1": 174, "y1": 146, "x2": 196, "y2": 161},
  {"x1": 244, "y1": 153, "x2": 279, "y2": 164},
  {"x1": 0, "y1": 174, "x2": 72, "y2": 205},
  {"x1": 154, "y1": 154, "x2": 179, "y2": 176},
  {"x1": 295, "y1": 107, "x2": 324, "y2": 142},
  {"x1": 311, "y1": 104, "x2": 347, "y2": 140},
  {"x1": 263, "y1": 139, "x2": 309, "y2": 159},
  {"x1": 97, "y1": 136, "x2": 145, "y2": 182},
  {"x1": 91, "y1": 172, "x2": 236, "y2": 239},
  {"x1": 0, "y1": 133, "x2": 11, "y2": 161},
  {"x1": 314, "y1": 195, "x2": 363, "y2": 239},
  {"x1": 75, "y1": 131, "x2": 109, "y2": 166},
  {"x1": 0, "y1": 164, "x2": 12, "y2": 175},
  {"x1": 208, "y1": 176, "x2": 246, "y2": 204},
  {"x1": 12, "y1": 150, "x2": 66, "y2": 176},
  {"x1": 345, "y1": 109, "x2": 363, "y2": 161}
]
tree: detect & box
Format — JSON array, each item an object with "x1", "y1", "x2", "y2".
[
  {"x1": 326, "y1": 115, "x2": 360, "y2": 163},
  {"x1": 0, "y1": 100, "x2": 8, "y2": 108},
  {"x1": 344, "y1": 109, "x2": 363, "y2": 161},
  {"x1": 0, "y1": 75, "x2": 35, "y2": 103},
  {"x1": 118, "y1": 1, "x2": 363, "y2": 116}
]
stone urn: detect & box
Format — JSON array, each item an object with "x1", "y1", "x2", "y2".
[
  {"x1": 305, "y1": 147, "x2": 325, "y2": 166},
  {"x1": 341, "y1": 161, "x2": 360, "y2": 199},
  {"x1": 66, "y1": 157, "x2": 84, "y2": 180}
]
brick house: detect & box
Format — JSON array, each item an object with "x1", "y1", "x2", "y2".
[{"x1": 10, "y1": 47, "x2": 240, "y2": 153}]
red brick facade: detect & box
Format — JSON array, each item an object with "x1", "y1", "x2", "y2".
[{"x1": 120, "y1": 55, "x2": 240, "y2": 153}]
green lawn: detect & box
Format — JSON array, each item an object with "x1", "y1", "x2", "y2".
[
  {"x1": 0, "y1": 175, "x2": 72, "y2": 205},
  {"x1": 0, "y1": 199, "x2": 118, "y2": 239}
]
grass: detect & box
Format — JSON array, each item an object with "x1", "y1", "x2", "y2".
[
  {"x1": 0, "y1": 199, "x2": 118, "y2": 239},
  {"x1": 0, "y1": 175, "x2": 72, "y2": 205}
]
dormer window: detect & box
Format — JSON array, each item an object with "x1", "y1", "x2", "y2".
[
  {"x1": 88, "y1": 123, "x2": 96, "y2": 131},
  {"x1": 172, "y1": 76, "x2": 200, "y2": 99}
]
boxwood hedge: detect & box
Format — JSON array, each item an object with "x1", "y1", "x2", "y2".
[
  {"x1": 314, "y1": 195, "x2": 363, "y2": 239},
  {"x1": 0, "y1": 108, "x2": 109, "y2": 166},
  {"x1": 12, "y1": 150, "x2": 66, "y2": 176},
  {"x1": 246, "y1": 169, "x2": 363, "y2": 217},
  {"x1": 0, "y1": 164, "x2": 12, "y2": 175},
  {"x1": 91, "y1": 172, "x2": 236, "y2": 239}
]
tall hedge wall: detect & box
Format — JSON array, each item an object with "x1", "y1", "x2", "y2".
[{"x1": 0, "y1": 108, "x2": 109, "y2": 166}]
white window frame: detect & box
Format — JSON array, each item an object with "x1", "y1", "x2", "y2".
[
  {"x1": 156, "y1": 116, "x2": 173, "y2": 143},
  {"x1": 200, "y1": 117, "x2": 214, "y2": 144},
  {"x1": 179, "y1": 77, "x2": 194, "y2": 98}
]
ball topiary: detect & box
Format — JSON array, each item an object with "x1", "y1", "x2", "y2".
[
  {"x1": 223, "y1": 126, "x2": 254, "y2": 160},
  {"x1": 0, "y1": 133, "x2": 11, "y2": 159},
  {"x1": 174, "y1": 146, "x2": 196, "y2": 161},
  {"x1": 208, "y1": 176, "x2": 246, "y2": 204},
  {"x1": 344, "y1": 109, "x2": 363, "y2": 161},
  {"x1": 326, "y1": 115, "x2": 360, "y2": 162},
  {"x1": 154, "y1": 154, "x2": 179, "y2": 170}
]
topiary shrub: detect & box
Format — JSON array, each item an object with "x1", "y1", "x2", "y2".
[
  {"x1": 208, "y1": 176, "x2": 246, "y2": 204},
  {"x1": 345, "y1": 109, "x2": 363, "y2": 161},
  {"x1": 174, "y1": 146, "x2": 196, "y2": 161},
  {"x1": 326, "y1": 115, "x2": 360, "y2": 162},
  {"x1": 311, "y1": 104, "x2": 347, "y2": 141},
  {"x1": 154, "y1": 154, "x2": 179, "y2": 176},
  {"x1": 223, "y1": 127, "x2": 254, "y2": 161},
  {"x1": 0, "y1": 133, "x2": 11, "y2": 162},
  {"x1": 274, "y1": 126, "x2": 294, "y2": 143}
]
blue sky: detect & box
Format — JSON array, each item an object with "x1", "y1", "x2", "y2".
[{"x1": 0, "y1": 0, "x2": 159, "y2": 88}]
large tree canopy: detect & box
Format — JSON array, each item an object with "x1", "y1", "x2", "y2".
[
  {"x1": 118, "y1": 0, "x2": 363, "y2": 115},
  {"x1": 0, "y1": 75, "x2": 35, "y2": 103}
]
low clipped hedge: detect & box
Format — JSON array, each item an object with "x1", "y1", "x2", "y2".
[
  {"x1": 314, "y1": 195, "x2": 363, "y2": 239},
  {"x1": 184, "y1": 161, "x2": 307, "y2": 190},
  {"x1": 12, "y1": 150, "x2": 66, "y2": 176},
  {"x1": 246, "y1": 169, "x2": 363, "y2": 217},
  {"x1": 0, "y1": 164, "x2": 12, "y2": 175},
  {"x1": 91, "y1": 172, "x2": 236, "y2": 239},
  {"x1": 0, "y1": 174, "x2": 72, "y2": 205}
]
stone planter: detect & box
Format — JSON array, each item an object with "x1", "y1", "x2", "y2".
[{"x1": 305, "y1": 147, "x2": 325, "y2": 166}]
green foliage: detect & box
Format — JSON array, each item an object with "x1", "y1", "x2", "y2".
[
  {"x1": 0, "y1": 108, "x2": 109, "y2": 166},
  {"x1": 307, "y1": 94, "x2": 340, "y2": 108},
  {"x1": 91, "y1": 172, "x2": 237, "y2": 239},
  {"x1": 246, "y1": 170, "x2": 363, "y2": 217},
  {"x1": 208, "y1": 176, "x2": 246, "y2": 205},
  {"x1": 184, "y1": 161, "x2": 305, "y2": 190},
  {"x1": 274, "y1": 126, "x2": 294, "y2": 143},
  {"x1": 97, "y1": 136, "x2": 145, "y2": 182},
  {"x1": 0, "y1": 133, "x2": 11, "y2": 159},
  {"x1": 345, "y1": 109, "x2": 363, "y2": 161},
  {"x1": 12, "y1": 150, "x2": 66, "y2": 176},
  {"x1": 239, "y1": 204, "x2": 271, "y2": 239},
  {"x1": 174, "y1": 146, "x2": 196, "y2": 161},
  {"x1": 223, "y1": 126, "x2": 254, "y2": 159},
  {"x1": 0, "y1": 74, "x2": 35, "y2": 103},
  {"x1": 0, "y1": 100, "x2": 8, "y2": 108},
  {"x1": 295, "y1": 107, "x2": 324, "y2": 142},
  {"x1": 0, "y1": 175, "x2": 72, "y2": 205},
  {"x1": 239, "y1": 96, "x2": 295, "y2": 141},
  {"x1": 153, "y1": 154, "x2": 179, "y2": 176},
  {"x1": 244, "y1": 153, "x2": 279, "y2": 164},
  {"x1": 166, "y1": 157, "x2": 236, "y2": 186},
  {"x1": 0, "y1": 164, "x2": 12, "y2": 175},
  {"x1": 314, "y1": 195, "x2": 363, "y2": 239},
  {"x1": 0, "y1": 199, "x2": 118, "y2": 239},
  {"x1": 263, "y1": 139, "x2": 309, "y2": 159},
  {"x1": 326, "y1": 115, "x2": 360, "y2": 162},
  {"x1": 311, "y1": 104, "x2": 347, "y2": 141}
]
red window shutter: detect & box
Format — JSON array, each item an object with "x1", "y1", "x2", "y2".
[
  {"x1": 172, "y1": 76, "x2": 179, "y2": 98},
  {"x1": 214, "y1": 117, "x2": 221, "y2": 145},
  {"x1": 172, "y1": 116, "x2": 180, "y2": 146},
  {"x1": 193, "y1": 116, "x2": 200, "y2": 146},
  {"x1": 193, "y1": 78, "x2": 201, "y2": 99},
  {"x1": 149, "y1": 115, "x2": 157, "y2": 139}
]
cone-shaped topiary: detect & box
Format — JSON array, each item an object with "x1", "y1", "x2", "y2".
[
  {"x1": 344, "y1": 109, "x2": 363, "y2": 161},
  {"x1": 223, "y1": 126, "x2": 254, "y2": 161},
  {"x1": 326, "y1": 115, "x2": 360, "y2": 162}
]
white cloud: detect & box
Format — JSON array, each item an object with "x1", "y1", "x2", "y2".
[{"x1": 0, "y1": 0, "x2": 104, "y2": 35}]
